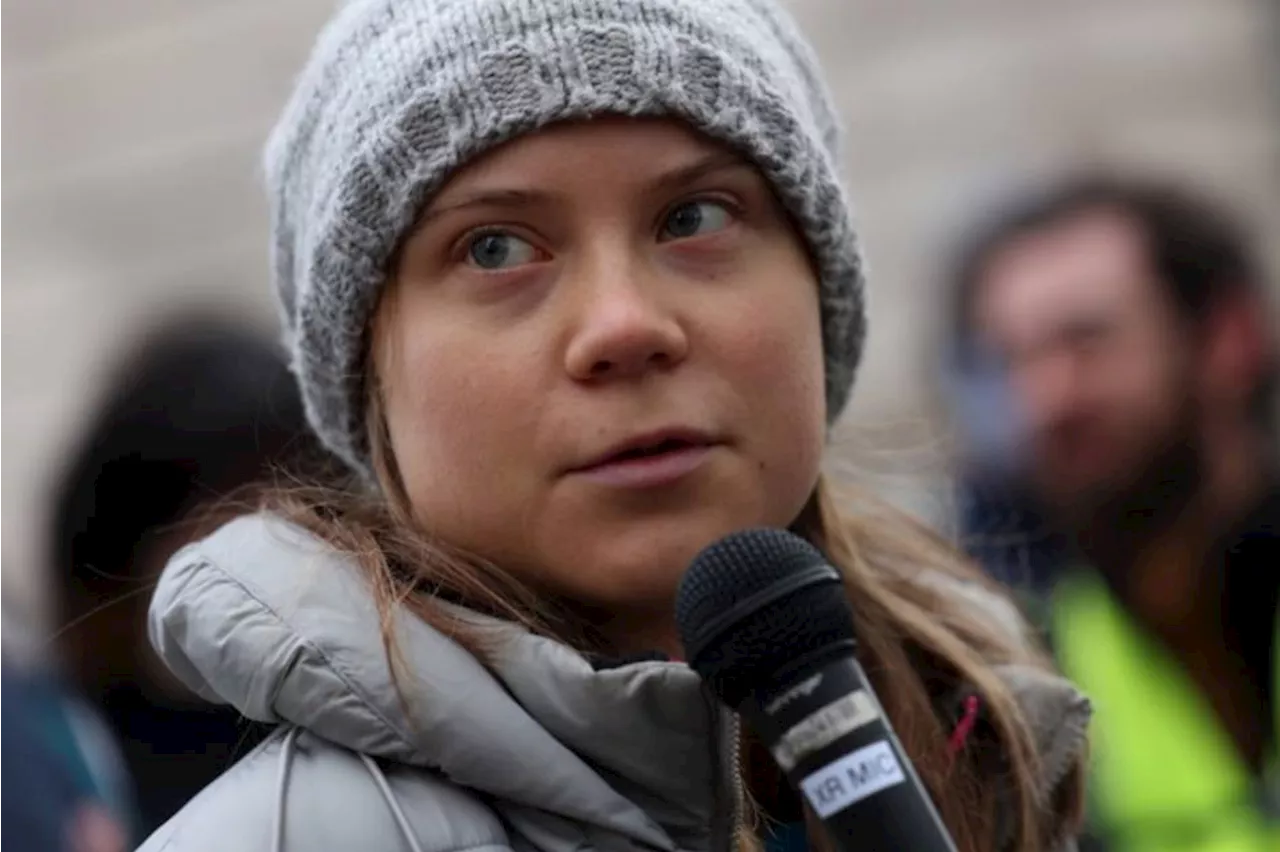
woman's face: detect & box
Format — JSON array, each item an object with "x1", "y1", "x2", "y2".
[{"x1": 375, "y1": 117, "x2": 826, "y2": 649}]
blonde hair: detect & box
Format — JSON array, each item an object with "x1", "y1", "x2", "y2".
[{"x1": 262, "y1": 373, "x2": 1084, "y2": 851}]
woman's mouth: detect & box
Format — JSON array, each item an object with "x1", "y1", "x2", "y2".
[{"x1": 570, "y1": 430, "x2": 720, "y2": 489}]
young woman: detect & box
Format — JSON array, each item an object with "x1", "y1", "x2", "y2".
[{"x1": 140, "y1": 1, "x2": 1090, "y2": 850}]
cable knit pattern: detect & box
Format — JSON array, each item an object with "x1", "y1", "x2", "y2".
[{"x1": 265, "y1": 0, "x2": 866, "y2": 474}]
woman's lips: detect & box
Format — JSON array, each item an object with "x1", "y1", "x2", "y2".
[{"x1": 570, "y1": 443, "x2": 717, "y2": 488}]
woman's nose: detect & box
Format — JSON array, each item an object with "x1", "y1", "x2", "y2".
[{"x1": 563, "y1": 263, "x2": 690, "y2": 383}]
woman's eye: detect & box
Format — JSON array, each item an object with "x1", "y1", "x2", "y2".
[
  {"x1": 464, "y1": 232, "x2": 540, "y2": 270},
  {"x1": 660, "y1": 200, "x2": 733, "y2": 241}
]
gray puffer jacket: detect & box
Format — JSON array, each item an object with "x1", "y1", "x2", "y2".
[{"x1": 139, "y1": 514, "x2": 1089, "y2": 852}]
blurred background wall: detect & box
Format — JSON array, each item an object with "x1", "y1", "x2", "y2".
[{"x1": 5, "y1": 0, "x2": 1280, "y2": 624}]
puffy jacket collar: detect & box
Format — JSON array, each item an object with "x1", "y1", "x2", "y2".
[
  {"x1": 150, "y1": 513, "x2": 1089, "y2": 849},
  {"x1": 150, "y1": 513, "x2": 721, "y2": 850}
]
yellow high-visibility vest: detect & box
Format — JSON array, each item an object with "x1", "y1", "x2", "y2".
[{"x1": 1053, "y1": 571, "x2": 1280, "y2": 852}]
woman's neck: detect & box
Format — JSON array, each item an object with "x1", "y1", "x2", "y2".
[
  {"x1": 572, "y1": 599, "x2": 686, "y2": 661},
  {"x1": 601, "y1": 617, "x2": 685, "y2": 661}
]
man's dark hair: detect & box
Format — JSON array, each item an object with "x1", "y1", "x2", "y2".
[
  {"x1": 946, "y1": 174, "x2": 1274, "y2": 423},
  {"x1": 49, "y1": 314, "x2": 325, "y2": 602},
  {"x1": 952, "y1": 173, "x2": 1259, "y2": 342}
]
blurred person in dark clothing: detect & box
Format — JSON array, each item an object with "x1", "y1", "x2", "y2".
[
  {"x1": 943, "y1": 334, "x2": 1071, "y2": 612},
  {"x1": 952, "y1": 470, "x2": 1069, "y2": 622},
  {"x1": 3, "y1": 603, "x2": 130, "y2": 852},
  {"x1": 2, "y1": 671, "x2": 129, "y2": 852},
  {"x1": 950, "y1": 175, "x2": 1279, "y2": 850},
  {"x1": 49, "y1": 314, "x2": 326, "y2": 835}
]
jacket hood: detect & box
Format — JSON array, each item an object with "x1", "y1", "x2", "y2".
[{"x1": 150, "y1": 514, "x2": 726, "y2": 850}]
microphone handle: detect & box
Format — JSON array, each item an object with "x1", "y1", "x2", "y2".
[{"x1": 743, "y1": 655, "x2": 959, "y2": 852}]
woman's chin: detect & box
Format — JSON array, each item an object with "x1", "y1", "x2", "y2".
[{"x1": 552, "y1": 513, "x2": 745, "y2": 585}]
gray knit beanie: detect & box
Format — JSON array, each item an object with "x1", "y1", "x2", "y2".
[{"x1": 265, "y1": 0, "x2": 866, "y2": 475}]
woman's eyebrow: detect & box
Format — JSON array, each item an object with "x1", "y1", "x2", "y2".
[
  {"x1": 647, "y1": 151, "x2": 752, "y2": 196},
  {"x1": 419, "y1": 188, "x2": 552, "y2": 225},
  {"x1": 419, "y1": 151, "x2": 749, "y2": 224}
]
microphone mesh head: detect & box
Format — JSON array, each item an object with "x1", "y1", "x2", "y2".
[{"x1": 675, "y1": 529, "x2": 857, "y2": 708}]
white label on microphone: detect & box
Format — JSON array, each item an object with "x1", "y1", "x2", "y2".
[
  {"x1": 799, "y1": 740, "x2": 906, "y2": 818},
  {"x1": 771, "y1": 689, "x2": 880, "y2": 771}
]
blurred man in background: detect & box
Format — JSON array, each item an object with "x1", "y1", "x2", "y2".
[
  {"x1": 948, "y1": 176, "x2": 1279, "y2": 850},
  {"x1": 47, "y1": 314, "x2": 324, "y2": 837}
]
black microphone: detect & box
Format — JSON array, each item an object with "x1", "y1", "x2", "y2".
[{"x1": 675, "y1": 529, "x2": 959, "y2": 852}]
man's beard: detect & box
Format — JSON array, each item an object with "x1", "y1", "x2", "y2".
[{"x1": 1050, "y1": 406, "x2": 1204, "y2": 593}]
